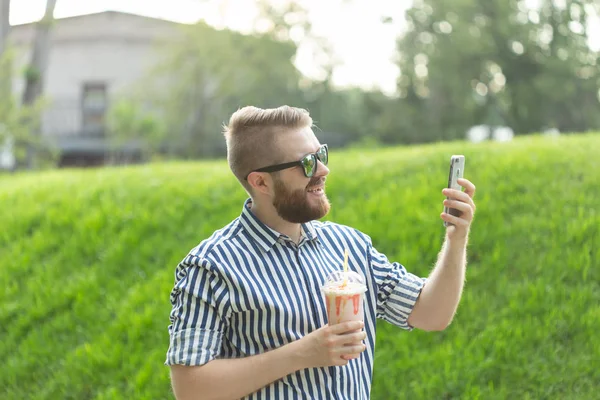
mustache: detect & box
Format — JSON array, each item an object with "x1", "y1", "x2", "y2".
[{"x1": 307, "y1": 177, "x2": 326, "y2": 188}]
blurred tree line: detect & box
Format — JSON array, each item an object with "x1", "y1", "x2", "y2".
[
  {"x1": 108, "y1": 0, "x2": 365, "y2": 159},
  {"x1": 395, "y1": 0, "x2": 600, "y2": 142},
  {"x1": 3, "y1": 0, "x2": 600, "y2": 166},
  {"x1": 123, "y1": 0, "x2": 599, "y2": 160}
]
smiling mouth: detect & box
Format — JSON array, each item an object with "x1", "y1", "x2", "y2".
[{"x1": 307, "y1": 178, "x2": 326, "y2": 193}]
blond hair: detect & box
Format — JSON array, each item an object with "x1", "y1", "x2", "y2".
[{"x1": 223, "y1": 105, "x2": 313, "y2": 193}]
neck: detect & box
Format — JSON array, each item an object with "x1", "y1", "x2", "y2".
[{"x1": 250, "y1": 200, "x2": 303, "y2": 243}]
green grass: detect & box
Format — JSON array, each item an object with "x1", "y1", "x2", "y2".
[{"x1": 1, "y1": 133, "x2": 599, "y2": 399}]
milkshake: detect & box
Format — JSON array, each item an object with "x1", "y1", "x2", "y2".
[{"x1": 322, "y1": 270, "x2": 367, "y2": 325}]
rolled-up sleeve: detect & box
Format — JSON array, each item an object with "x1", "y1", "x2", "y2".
[
  {"x1": 369, "y1": 243, "x2": 426, "y2": 330},
  {"x1": 165, "y1": 256, "x2": 230, "y2": 366}
]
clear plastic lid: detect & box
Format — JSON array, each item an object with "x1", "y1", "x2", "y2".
[{"x1": 322, "y1": 270, "x2": 367, "y2": 293}]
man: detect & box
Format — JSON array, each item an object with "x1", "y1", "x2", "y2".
[{"x1": 165, "y1": 105, "x2": 476, "y2": 399}]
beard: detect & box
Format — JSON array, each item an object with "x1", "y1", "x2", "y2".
[{"x1": 272, "y1": 176, "x2": 331, "y2": 223}]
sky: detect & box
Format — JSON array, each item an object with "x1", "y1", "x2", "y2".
[{"x1": 8, "y1": 0, "x2": 600, "y2": 95}]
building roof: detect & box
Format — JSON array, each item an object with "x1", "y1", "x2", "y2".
[
  {"x1": 11, "y1": 10, "x2": 186, "y2": 28},
  {"x1": 9, "y1": 10, "x2": 184, "y2": 45}
]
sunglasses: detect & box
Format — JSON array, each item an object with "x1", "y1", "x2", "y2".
[{"x1": 245, "y1": 144, "x2": 328, "y2": 180}]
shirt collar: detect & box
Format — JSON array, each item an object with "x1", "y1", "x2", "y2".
[
  {"x1": 239, "y1": 198, "x2": 320, "y2": 252},
  {"x1": 301, "y1": 220, "x2": 318, "y2": 242}
]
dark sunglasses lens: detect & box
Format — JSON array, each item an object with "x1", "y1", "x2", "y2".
[
  {"x1": 318, "y1": 146, "x2": 328, "y2": 165},
  {"x1": 302, "y1": 155, "x2": 316, "y2": 177}
]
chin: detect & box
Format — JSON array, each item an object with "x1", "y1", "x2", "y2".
[
  {"x1": 273, "y1": 184, "x2": 331, "y2": 223},
  {"x1": 311, "y1": 198, "x2": 331, "y2": 220}
]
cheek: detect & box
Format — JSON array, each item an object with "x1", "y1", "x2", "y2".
[
  {"x1": 288, "y1": 179, "x2": 309, "y2": 193},
  {"x1": 274, "y1": 180, "x2": 303, "y2": 198}
]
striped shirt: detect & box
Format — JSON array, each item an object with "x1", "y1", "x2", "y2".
[{"x1": 165, "y1": 198, "x2": 426, "y2": 399}]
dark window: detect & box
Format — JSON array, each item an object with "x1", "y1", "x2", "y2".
[{"x1": 81, "y1": 82, "x2": 108, "y2": 137}]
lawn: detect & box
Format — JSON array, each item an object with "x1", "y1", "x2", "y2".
[{"x1": 1, "y1": 132, "x2": 598, "y2": 399}]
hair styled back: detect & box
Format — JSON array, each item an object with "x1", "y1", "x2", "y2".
[{"x1": 223, "y1": 105, "x2": 313, "y2": 193}]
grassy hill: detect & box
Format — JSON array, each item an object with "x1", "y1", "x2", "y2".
[{"x1": 1, "y1": 133, "x2": 598, "y2": 399}]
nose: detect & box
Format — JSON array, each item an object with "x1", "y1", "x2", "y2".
[{"x1": 316, "y1": 159, "x2": 329, "y2": 177}]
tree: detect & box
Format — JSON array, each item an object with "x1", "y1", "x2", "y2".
[
  {"x1": 395, "y1": 0, "x2": 600, "y2": 142},
  {"x1": 0, "y1": 0, "x2": 9, "y2": 56},
  {"x1": 0, "y1": 0, "x2": 10, "y2": 102},
  {"x1": 0, "y1": 50, "x2": 47, "y2": 169},
  {"x1": 22, "y1": 0, "x2": 58, "y2": 168},
  {"x1": 532, "y1": 0, "x2": 600, "y2": 132},
  {"x1": 134, "y1": 20, "x2": 305, "y2": 158},
  {"x1": 106, "y1": 99, "x2": 166, "y2": 164},
  {"x1": 1, "y1": 1, "x2": 47, "y2": 171}
]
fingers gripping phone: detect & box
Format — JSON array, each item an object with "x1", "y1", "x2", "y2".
[{"x1": 444, "y1": 155, "x2": 465, "y2": 227}]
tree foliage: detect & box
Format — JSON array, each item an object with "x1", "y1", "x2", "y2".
[
  {"x1": 396, "y1": 0, "x2": 600, "y2": 141},
  {"x1": 0, "y1": 49, "x2": 48, "y2": 168},
  {"x1": 106, "y1": 100, "x2": 166, "y2": 163},
  {"x1": 134, "y1": 21, "x2": 304, "y2": 158},
  {"x1": 108, "y1": 0, "x2": 600, "y2": 160}
]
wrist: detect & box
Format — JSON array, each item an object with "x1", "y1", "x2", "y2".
[
  {"x1": 284, "y1": 337, "x2": 310, "y2": 371},
  {"x1": 446, "y1": 231, "x2": 469, "y2": 247}
]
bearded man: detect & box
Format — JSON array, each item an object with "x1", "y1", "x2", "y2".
[{"x1": 165, "y1": 105, "x2": 477, "y2": 400}]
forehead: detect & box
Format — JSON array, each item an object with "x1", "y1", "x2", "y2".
[{"x1": 276, "y1": 126, "x2": 321, "y2": 157}]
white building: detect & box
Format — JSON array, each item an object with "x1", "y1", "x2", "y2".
[{"x1": 8, "y1": 11, "x2": 181, "y2": 166}]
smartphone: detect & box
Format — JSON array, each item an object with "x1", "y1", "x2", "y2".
[{"x1": 443, "y1": 155, "x2": 465, "y2": 227}]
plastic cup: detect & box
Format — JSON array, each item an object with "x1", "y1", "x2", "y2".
[{"x1": 321, "y1": 270, "x2": 367, "y2": 325}]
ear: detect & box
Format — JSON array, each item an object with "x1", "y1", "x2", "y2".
[{"x1": 247, "y1": 172, "x2": 273, "y2": 196}]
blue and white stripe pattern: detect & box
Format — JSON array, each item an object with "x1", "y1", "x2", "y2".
[{"x1": 166, "y1": 198, "x2": 426, "y2": 399}]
